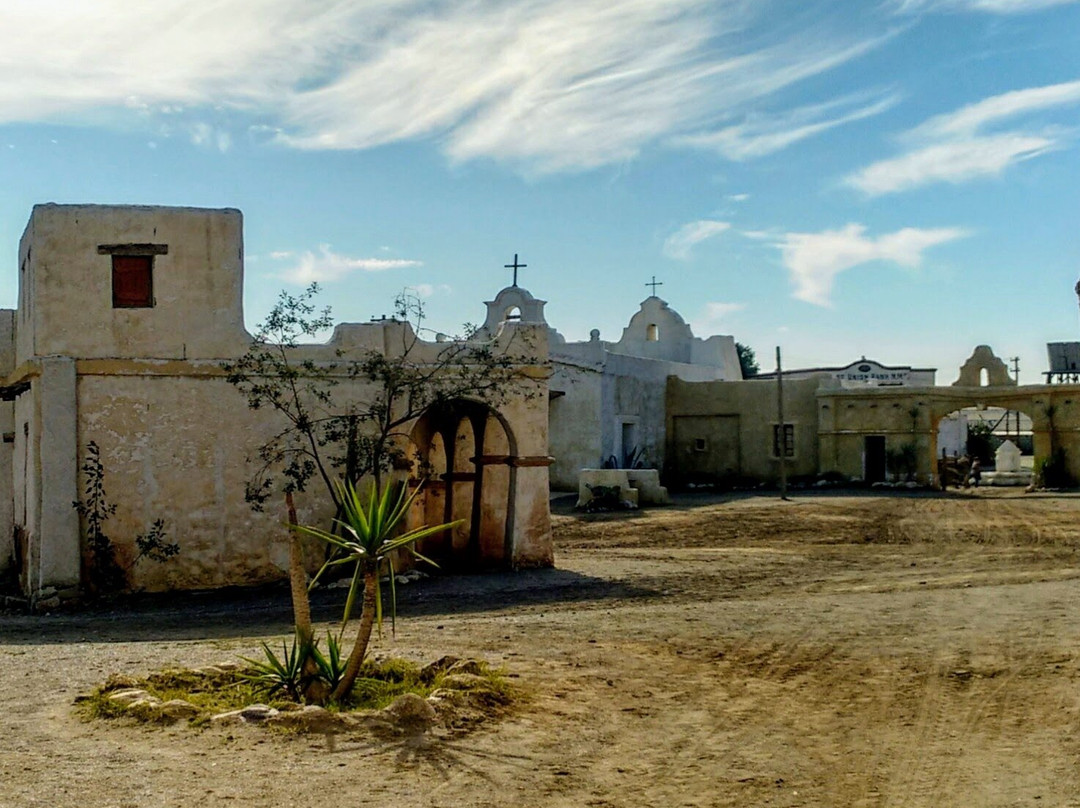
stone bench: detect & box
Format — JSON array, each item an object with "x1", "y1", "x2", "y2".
[{"x1": 576, "y1": 468, "x2": 669, "y2": 508}]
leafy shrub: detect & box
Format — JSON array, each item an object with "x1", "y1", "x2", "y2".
[
  {"x1": 1036, "y1": 448, "x2": 1074, "y2": 488},
  {"x1": 885, "y1": 442, "x2": 918, "y2": 482},
  {"x1": 966, "y1": 422, "x2": 998, "y2": 466},
  {"x1": 583, "y1": 484, "x2": 625, "y2": 512},
  {"x1": 602, "y1": 446, "x2": 647, "y2": 470}
]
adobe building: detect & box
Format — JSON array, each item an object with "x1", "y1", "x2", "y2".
[
  {"x1": 0, "y1": 204, "x2": 553, "y2": 604},
  {"x1": 547, "y1": 294, "x2": 742, "y2": 490},
  {"x1": 666, "y1": 344, "x2": 1080, "y2": 488}
]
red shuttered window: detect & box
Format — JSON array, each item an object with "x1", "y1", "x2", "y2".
[{"x1": 112, "y1": 255, "x2": 153, "y2": 308}]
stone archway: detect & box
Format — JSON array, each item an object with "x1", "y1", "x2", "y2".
[{"x1": 408, "y1": 399, "x2": 518, "y2": 569}]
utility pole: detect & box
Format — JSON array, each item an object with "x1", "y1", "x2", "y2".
[
  {"x1": 776, "y1": 346, "x2": 788, "y2": 501},
  {"x1": 1009, "y1": 356, "x2": 1020, "y2": 438}
]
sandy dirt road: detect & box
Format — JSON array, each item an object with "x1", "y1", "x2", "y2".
[{"x1": 1, "y1": 489, "x2": 1079, "y2": 807}]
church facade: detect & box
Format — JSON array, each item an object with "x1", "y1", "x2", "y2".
[{"x1": 546, "y1": 295, "x2": 742, "y2": 490}]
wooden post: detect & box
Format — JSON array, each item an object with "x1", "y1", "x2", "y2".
[{"x1": 776, "y1": 346, "x2": 788, "y2": 501}]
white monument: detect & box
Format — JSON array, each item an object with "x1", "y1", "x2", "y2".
[{"x1": 982, "y1": 439, "x2": 1031, "y2": 486}]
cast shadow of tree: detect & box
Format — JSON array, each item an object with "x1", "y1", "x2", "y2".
[{"x1": 0, "y1": 567, "x2": 659, "y2": 645}]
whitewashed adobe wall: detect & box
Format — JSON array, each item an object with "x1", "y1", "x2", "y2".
[{"x1": 547, "y1": 295, "x2": 741, "y2": 490}]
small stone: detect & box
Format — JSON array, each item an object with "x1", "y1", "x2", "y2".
[
  {"x1": 440, "y1": 673, "x2": 490, "y2": 690},
  {"x1": 427, "y1": 688, "x2": 467, "y2": 706},
  {"x1": 35, "y1": 597, "x2": 61, "y2": 611},
  {"x1": 446, "y1": 659, "x2": 486, "y2": 677},
  {"x1": 210, "y1": 709, "x2": 243, "y2": 724},
  {"x1": 268, "y1": 704, "x2": 348, "y2": 733},
  {"x1": 126, "y1": 697, "x2": 163, "y2": 721},
  {"x1": 37, "y1": 586, "x2": 57, "y2": 599},
  {"x1": 160, "y1": 699, "x2": 200, "y2": 720},
  {"x1": 109, "y1": 689, "x2": 151, "y2": 704},
  {"x1": 419, "y1": 655, "x2": 461, "y2": 682},
  {"x1": 103, "y1": 674, "x2": 141, "y2": 691},
  {"x1": 240, "y1": 704, "x2": 279, "y2": 722},
  {"x1": 382, "y1": 693, "x2": 437, "y2": 731}
]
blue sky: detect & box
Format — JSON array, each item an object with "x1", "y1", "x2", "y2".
[{"x1": 1, "y1": 0, "x2": 1078, "y2": 381}]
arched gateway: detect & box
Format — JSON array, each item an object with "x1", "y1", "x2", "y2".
[
  {"x1": 407, "y1": 399, "x2": 520, "y2": 569},
  {"x1": 816, "y1": 347, "x2": 1080, "y2": 486}
]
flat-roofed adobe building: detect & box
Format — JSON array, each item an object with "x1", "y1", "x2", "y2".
[{"x1": 0, "y1": 204, "x2": 553, "y2": 605}]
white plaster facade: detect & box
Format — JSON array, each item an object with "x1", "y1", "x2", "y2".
[
  {"x1": 546, "y1": 295, "x2": 741, "y2": 490},
  {"x1": 0, "y1": 204, "x2": 553, "y2": 602}
]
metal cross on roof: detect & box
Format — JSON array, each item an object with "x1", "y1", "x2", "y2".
[
  {"x1": 504, "y1": 253, "x2": 527, "y2": 287},
  {"x1": 646, "y1": 275, "x2": 663, "y2": 296}
]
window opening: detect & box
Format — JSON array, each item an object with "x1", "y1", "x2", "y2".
[
  {"x1": 112, "y1": 255, "x2": 153, "y2": 308},
  {"x1": 98, "y1": 243, "x2": 167, "y2": 309},
  {"x1": 646, "y1": 323, "x2": 659, "y2": 341},
  {"x1": 773, "y1": 423, "x2": 795, "y2": 458}
]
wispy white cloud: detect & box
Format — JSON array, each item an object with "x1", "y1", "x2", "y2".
[
  {"x1": 190, "y1": 121, "x2": 232, "y2": 152},
  {"x1": 663, "y1": 220, "x2": 731, "y2": 259},
  {"x1": 726, "y1": 193, "x2": 750, "y2": 202},
  {"x1": 911, "y1": 80, "x2": 1080, "y2": 138},
  {"x1": 675, "y1": 94, "x2": 898, "y2": 161},
  {"x1": 279, "y1": 245, "x2": 422, "y2": 285},
  {"x1": 692, "y1": 301, "x2": 746, "y2": 335},
  {"x1": 0, "y1": 0, "x2": 889, "y2": 173},
  {"x1": 848, "y1": 133, "x2": 1056, "y2": 194},
  {"x1": 846, "y1": 79, "x2": 1080, "y2": 194},
  {"x1": 408, "y1": 283, "x2": 453, "y2": 299},
  {"x1": 778, "y1": 223, "x2": 968, "y2": 306},
  {"x1": 894, "y1": 0, "x2": 1078, "y2": 13}
]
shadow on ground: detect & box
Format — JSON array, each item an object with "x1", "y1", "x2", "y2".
[
  {"x1": 550, "y1": 486, "x2": 1080, "y2": 520},
  {"x1": 0, "y1": 566, "x2": 658, "y2": 645}
]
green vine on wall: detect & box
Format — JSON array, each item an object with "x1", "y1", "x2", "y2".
[{"x1": 72, "y1": 441, "x2": 180, "y2": 595}]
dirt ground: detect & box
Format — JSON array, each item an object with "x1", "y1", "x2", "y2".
[{"x1": 3, "y1": 489, "x2": 1080, "y2": 807}]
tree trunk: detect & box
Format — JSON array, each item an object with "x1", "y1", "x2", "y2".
[
  {"x1": 287, "y1": 493, "x2": 330, "y2": 703},
  {"x1": 286, "y1": 492, "x2": 313, "y2": 644},
  {"x1": 330, "y1": 567, "x2": 379, "y2": 702}
]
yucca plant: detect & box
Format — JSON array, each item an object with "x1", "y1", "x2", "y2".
[
  {"x1": 309, "y1": 630, "x2": 347, "y2": 693},
  {"x1": 241, "y1": 633, "x2": 308, "y2": 701},
  {"x1": 293, "y1": 479, "x2": 460, "y2": 702}
]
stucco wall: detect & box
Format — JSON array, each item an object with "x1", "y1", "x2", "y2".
[
  {"x1": 549, "y1": 350, "x2": 736, "y2": 489},
  {"x1": 75, "y1": 370, "x2": 353, "y2": 591},
  {"x1": 62, "y1": 349, "x2": 550, "y2": 593},
  {"x1": 548, "y1": 363, "x2": 602, "y2": 490},
  {"x1": 0, "y1": 310, "x2": 16, "y2": 576},
  {"x1": 665, "y1": 376, "x2": 820, "y2": 485}
]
